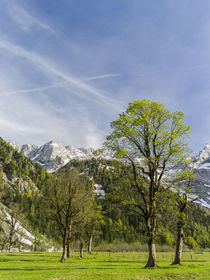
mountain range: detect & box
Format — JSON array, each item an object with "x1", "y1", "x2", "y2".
[
  {"x1": 191, "y1": 144, "x2": 210, "y2": 208},
  {"x1": 0, "y1": 137, "x2": 209, "y2": 251},
  {"x1": 10, "y1": 140, "x2": 94, "y2": 173},
  {"x1": 8, "y1": 140, "x2": 210, "y2": 209}
]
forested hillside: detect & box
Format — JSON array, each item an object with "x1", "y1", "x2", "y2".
[
  {"x1": 0, "y1": 137, "x2": 56, "y2": 250},
  {"x1": 57, "y1": 158, "x2": 210, "y2": 249},
  {"x1": 0, "y1": 138, "x2": 209, "y2": 252}
]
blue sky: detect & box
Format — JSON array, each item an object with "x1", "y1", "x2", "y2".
[{"x1": 0, "y1": 0, "x2": 210, "y2": 153}]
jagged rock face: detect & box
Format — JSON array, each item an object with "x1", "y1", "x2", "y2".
[
  {"x1": 10, "y1": 140, "x2": 94, "y2": 173},
  {"x1": 192, "y1": 144, "x2": 210, "y2": 208},
  {"x1": 21, "y1": 144, "x2": 38, "y2": 156},
  {"x1": 194, "y1": 143, "x2": 210, "y2": 168},
  {"x1": 9, "y1": 140, "x2": 210, "y2": 208},
  {"x1": 9, "y1": 141, "x2": 38, "y2": 156},
  {"x1": 0, "y1": 203, "x2": 35, "y2": 248}
]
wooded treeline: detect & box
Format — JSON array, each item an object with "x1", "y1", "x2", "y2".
[
  {"x1": 0, "y1": 137, "x2": 209, "y2": 255},
  {"x1": 0, "y1": 100, "x2": 209, "y2": 267}
]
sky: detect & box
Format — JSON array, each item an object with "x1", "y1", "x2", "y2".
[{"x1": 1, "y1": 0, "x2": 210, "y2": 154}]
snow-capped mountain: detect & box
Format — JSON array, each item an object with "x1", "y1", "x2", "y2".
[
  {"x1": 194, "y1": 143, "x2": 210, "y2": 168},
  {"x1": 192, "y1": 144, "x2": 210, "y2": 208},
  {"x1": 9, "y1": 140, "x2": 210, "y2": 208},
  {"x1": 10, "y1": 140, "x2": 94, "y2": 172}
]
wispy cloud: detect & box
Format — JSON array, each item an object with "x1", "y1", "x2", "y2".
[
  {"x1": 3, "y1": 0, "x2": 54, "y2": 33},
  {"x1": 0, "y1": 118, "x2": 37, "y2": 133},
  {"x1": 2, "y1": 0, "x2": 210, "y2": 152},
  {"x1": 0, "y1": 81, "x2": 65, "y2": 97},
  {"x1": 0, "y1": 74, "x2": 122, "y2": 98},
  {"x1": 0, "y1": 93, "x2": 105, "y2": 148},
  {"x1": 0, "y1": 38, "x2": 122, "y2": 111}
]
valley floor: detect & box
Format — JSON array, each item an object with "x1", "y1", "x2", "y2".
[{"x1": 0, "y1": 251, "x2": 209, "y2": 280}]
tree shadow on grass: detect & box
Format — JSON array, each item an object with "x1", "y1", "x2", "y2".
[
  {"x1": 0, "y1": 259, "x2": 9, "y2": 262},
  {"x1": 0, "y1": 268, "x2": 70, "y2": 272},
  {"x1": 0, "y1": 257, "x2": 47, "y2": 262},
  {"x1": 0, "y1": 266, "x2": 122, "y2": 272},
  {"x1": 157, "y1": 266, "x2": 179, "y2": 269},
  {"x1": 95, "y1": 260, "x2": 146, "y2": 264},
  {"x1": 19, "y1": 259, "x2": 37, "y2": 262},
  {"x1": 184, "y1": 260, "x2": 207, "y2": 262}
]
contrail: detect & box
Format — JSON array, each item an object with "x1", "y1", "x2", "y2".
[
  {"x1": 3, "y1": 0, "x2": 54, "y2": 33},
  {"x1": 0, "y1": 82, "x2": 66, "y2": 97},
  {"x1": 83, "y1": 73, "x2": 121, "y2": 81},
  {"x1": 0, "y1": 38, "x2": 122, "y2": 112},
  {"x1": 0, "y1": 74, "x2": 121, "y2": 97}
]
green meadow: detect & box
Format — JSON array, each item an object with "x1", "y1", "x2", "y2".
[{"x1": 0, "y1": 251, "x2": 209, "y2": 280}]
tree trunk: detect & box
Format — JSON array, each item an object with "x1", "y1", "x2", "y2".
[
  {"x1": 80, "y1": 241, "x2": 83, "y2": 258},
  {"x1": 67, "y1": 225, "x2": 72, "y2": 258},
  {"x1": 145, "y1": 215, "x2": 158, "y2": 268},
  {"x1": 144, "y1": 202, "x2": 158, "y2": 268},
  {"x1": 8, "y1": 238, "x2": 12, "y2": 252},
  {"x1": 67, "y1": 240, "x2": 72, "y2": 258},
  {"x1": 8, "y1": 232, "x2": 13, "y2": 252},
  {"x1": 60, "y1": 231, "x2": 68, "y2": 262},
  {"x1": 145, "y1": 234, "x2": 158, "y2": 268},
  {"x1": 172, "y1": 220, "x2": 184, "y2": 265},
  {"x1": 88, "y1": 234, "x2": 93, "y2": 254}
]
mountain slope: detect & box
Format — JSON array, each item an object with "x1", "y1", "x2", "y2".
[
  {"x1": 56, "y1": 158, "x2": 210, "y2": 248},
  {"x1": 9, "y1": 140, "x2": 210, "y2": 208},
  {"x1": 1, "y1": 138, "x2": 210, "y2": 249},
  {"x1": 192, "y1": 144, "x2": 210, "y2": 208},
  {"x1": 0, "y1": 138, "x2": 55, "y2": 250},
  {"x1": 10, "y1": 140, "x2": 94, "y2": 172}
]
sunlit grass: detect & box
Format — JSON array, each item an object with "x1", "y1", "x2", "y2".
[{"x1": 0, "y1": 251, "x2": 209, "y2": 280}]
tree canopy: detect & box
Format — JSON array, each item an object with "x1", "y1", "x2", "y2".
[{"x1": 104, "y1": 100, "x2": 191, "y2": 267}]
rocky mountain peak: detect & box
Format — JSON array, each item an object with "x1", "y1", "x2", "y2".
[
  {"x1": 7, "y1": 139, "x2": 210, "y2": 208},
  {"x1": 9, "y1": 141, "x2": 38, "y2": 156},
  {"x1": 37, "y1": 140, "x2": 66, "y2": 158},
  {"x1": 21, "y1": 144, "x2": 39, "y2": 156},
  {"x1": 9, "y1": 140, "x2": 94, "y2": 173},
  {"x1": 194, "y1": 143, "x2": 210, "y2": 167},
  {"x1": 189, "y1": 143, "x2": 210, "y2": 208}
]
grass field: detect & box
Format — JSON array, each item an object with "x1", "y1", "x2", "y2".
[{"x1": 0, "y1": 251, "x2": 209, "y2": 280}]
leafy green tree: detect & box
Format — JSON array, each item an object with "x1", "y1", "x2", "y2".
[
  {"x1": 170, "y1": 169, "x2": 195, "y2": 265},
  {"x1": 75, "y1": 198, "x2": 103, "y2": 256},
  {"x1": 104, "y1": 100, "x2": 191, "y2": 267},
  {"x1": 45, "y1": 169, "x2": 92, "y2": 262}
]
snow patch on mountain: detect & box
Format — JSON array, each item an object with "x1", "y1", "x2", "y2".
[
  {"x1": 192, "y1": 143, "x2": 210, "y2": 208},
  {"x1": 194, "y1": 143, "x2": 210, "y2": 168},
  {"x1": 5, "y1": 211, "x2": 35, "y2": 246},
  {"x1": 0, "y1": 204, "x2": 35, "y2": 249},
  {"x1": 94, "y1": 184, "x2": 105, "y2": 198},
  {"x1": 9, "y1": 140, "x2": 210, "y2": 208},
  {"x1": 198, "y1": 163, "x2": 210, "y2": 170},
  {"x1": 10, "y1": 140, "x2": 94, "y2": 172}
]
